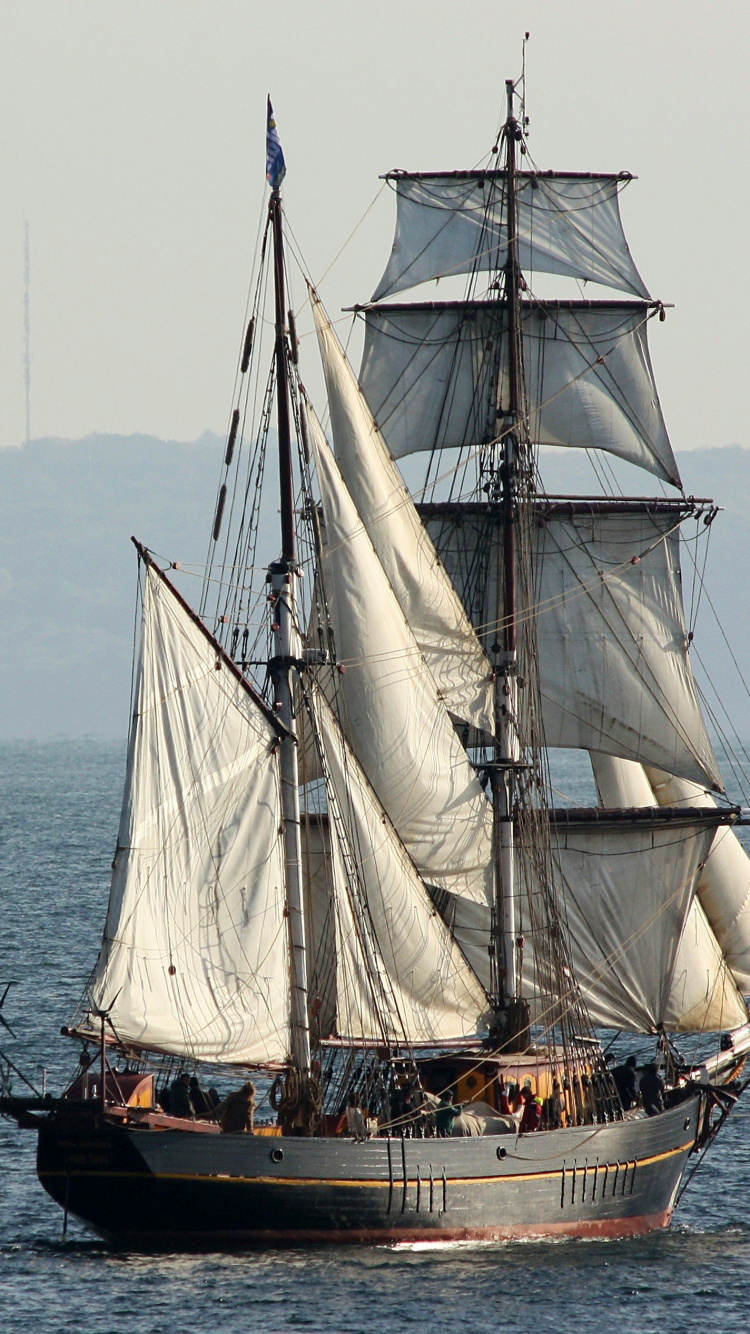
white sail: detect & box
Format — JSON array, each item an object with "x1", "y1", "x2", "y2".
[
  {"x1": 423, "y1": 505, "x2": 722, "y2": 790},
  {"x1": 310, "y1": 684, "x2": 488, "y2": 1042},
  {"x1": 589, "y1": 754, "x2": 748, "y2": 1032},
  {"x1": 646, "y1": 767, "x2": 750, "y2": 992},
  {"x1": 90, "y1": 564, "x2": 291, "y2": 1064},
  {"x1": 373, "y1": 173, "x2": 649, "y2": 301},
  {"x1": 311, "y1": 293, "x2": 495, "y2": 739},
  {"x1": 553, "y1": 817, "x2": 745, "y2": 1033},
  {"x1": 664, "y1": 897, "x2": 749, "y2": 1033},
  {"x1": 435, "y1": 815, "x2": 744, "y2": 1034},
  {"x1": 300, "y1": 813, "x2": 338, "y2": 1041},
  {"x1": 360, "y1": 301, "x2": 678, "y2": 484},
  {"x1": 308, "y1": 408, "x2": 494, "y2": 905}
]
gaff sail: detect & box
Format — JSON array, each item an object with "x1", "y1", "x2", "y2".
[{"x1": 89, "y1": 559, "x2": 291, "y2": 1065}]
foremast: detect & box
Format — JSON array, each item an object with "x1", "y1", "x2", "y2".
[
  {"x1": 491, "y1": 79, "x2": 528, "y2": 1047},
  {"x1": 268, "y1": 186, "x2": 311, "y2": 1075}
]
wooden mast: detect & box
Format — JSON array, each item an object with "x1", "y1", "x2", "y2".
[
  {"x1": 491, "y1": 78, "x2": 528, "y2": 1049},
  {"x1": 268, "y1": 187, "x2": 311, "y2": 1074}
]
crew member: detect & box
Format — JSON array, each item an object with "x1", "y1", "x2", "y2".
[
  {"x1": 639, "y1": 1063, "x2": 665, "y2": 1117},
  {"x1": 435, "y1": 1091, "x2": 462, "y2": 1137},
  {"x1": 214, "y1": 1081, "x2": 257, "y2": 1133},
  {"x1": 612, "y1": 1055, "x2": 639, "y2": 1110},
  {"x1": 169, "y1": 1071, "x2": 194, "y2": 1119}
]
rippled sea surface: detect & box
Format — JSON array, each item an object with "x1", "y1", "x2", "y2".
[{"x1": 2, "y1": 740, "x2": 750, "y2": 1334}]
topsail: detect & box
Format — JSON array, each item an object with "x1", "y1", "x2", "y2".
[
  {"x1": 373, "y1": 172, "x2": 649, "y2": 301},
  {"x1": 359, "y1": 299, "x2": 678, "y2": 483}
]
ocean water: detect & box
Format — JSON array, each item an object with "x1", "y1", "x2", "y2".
[{"x1": 1, "y1": 739, "x2": 750, "y2": 1334}]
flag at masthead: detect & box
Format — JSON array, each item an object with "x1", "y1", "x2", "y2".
[{"x1": 266, "y1": 98, "x2": 286, "y2": 189}]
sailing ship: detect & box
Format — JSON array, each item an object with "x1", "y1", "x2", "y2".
[{"x1": 5, "y1": 84, "x2": 750, "y2": 1245}]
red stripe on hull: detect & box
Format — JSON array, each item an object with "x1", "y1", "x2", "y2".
[{"x1": 115, "y1": 1211, "x2": 673, "y2": 1247}]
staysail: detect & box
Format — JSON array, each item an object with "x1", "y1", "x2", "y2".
[
  {"x1": 359, "y1": 300, "x2": 678, "y2": 484},
  {"x1": 311, "y1": 292, "x2": 495, "y2": 739},
  {"x1": 308, "y1": 684, "x2": 488, "y2": 1043},
  {"x1": 89, "y1": 558, "x2": 291, "y2": 1064},
  {"x1": 307, "y1": 407, "x2": 494, "y2": 905},
  {"x1": 373, "y1": 172, "x2": 649, "y2": 301}
]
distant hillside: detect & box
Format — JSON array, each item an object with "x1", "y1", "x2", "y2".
[
  {"x1": 0, "y1": 434, "x2": 748, "y2": 743},
  {"x1": 0, "y1": 434, "x2": 223, "y2": 737}
]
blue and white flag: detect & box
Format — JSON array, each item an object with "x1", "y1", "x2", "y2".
[{"x1": 266, "y1": 98, "x2": 286, "y2": 190}]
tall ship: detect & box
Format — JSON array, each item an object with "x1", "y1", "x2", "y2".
[{"x1": 4, "y1": 84, "x2": 750, "y2": 1245}]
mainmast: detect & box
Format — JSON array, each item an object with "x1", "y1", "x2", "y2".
[
  {"x1": 491, "y1": 78, "x2": 527, "y2": 1047},
  {"x1": 268, "y1": 185, "x2": 311, "y2": 1073}
]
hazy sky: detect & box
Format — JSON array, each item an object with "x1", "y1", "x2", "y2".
[{"x1": 0, "y1": 2, "x2": 748, "y2": 456}]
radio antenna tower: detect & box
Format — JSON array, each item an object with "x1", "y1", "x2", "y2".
[{"x1": 23, "y1": 221, "x2": 31, "y2": 445}]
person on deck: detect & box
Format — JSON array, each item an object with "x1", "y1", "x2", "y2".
[
  {"x1": 169, "y1": 1071, "x2": 195, "y2": 1119},
  {"x1": 519, "y1": 1089, "x2": 543, "y2": 1133},
  {"x1": 189, "y1": 1075, "x2": 211, "y2": 1117},
  {"x1": 435, "y1": 1092, "x2": 462, "y2": 1137},
  {"x1": 214, "y1": 1081, "x2": 257, "y2": 1134},
  {"x1": 612, "y1": 1055, "x2": 640, "y2": 1111},
  {"x1": 345, "y1": 1097, "x2": 367, "y2": 1139},
  {"x1": 639, "y1": 1063, "x2": 665, "y2": 1117}
]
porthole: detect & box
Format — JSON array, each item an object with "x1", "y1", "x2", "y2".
[
  {"x1": 496, "y1": 1146, "x2": 507, "y2": 1160},
  {"x1": 270, "y1": 1147, "x2": 284, "y2": 1163},
  {"x1": 683, "y1": 1117, "x2": 691, "y2": 1131}
]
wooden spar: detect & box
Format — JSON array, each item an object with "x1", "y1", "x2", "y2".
[
  {"x1": 417, "y1": 498, "x2": 714, "y2": 518},
  {"x1": 349, "y1": 299, "x2": 668, "y2": 314},
  {"x1": 381, "y1": 169, "x2": 636, "y2": 182},
  {"x1": 130, "y1": 537, "x2": 288, "y2": 738},
  {"x1": 491, "y1": 79, "x2": 522, "y2": 1018},
  {"x1": 271, "y1": 191, "x2": 295, "y2": 564},
  {"x1": 267, "y1": 188, "x2": 311, "y2": 1075}
]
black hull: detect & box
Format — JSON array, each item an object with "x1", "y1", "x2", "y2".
[{"x1": 35, "y1": 1096, "x2": 701, "y2": 1246}]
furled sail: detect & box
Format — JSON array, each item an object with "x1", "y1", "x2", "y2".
[
  {"x1": 373, "y1": 172, "x2": 649, "y2": 302},
  {"x1": 359, "y1": 300, "x2": 678, "y2": 484},
  {"x1": 421, "y1": 501, "x2": 722, "y2": 790},
  {"x1": 307, "y1": 408, "x2": 494, "y2": 905},
  {"x1": 590, "y1": 753, "x2": 748, "y2": 1032},
  {"x1": 309, "y1": 684, "x2": 488, "y2": 1042},
  {"x1": 311, "y1": 292, "x2": 495, "y2": 738},
  {"x1": 89, "y1": 560, "x2": 291, "y2": 1064},
  {"x1": 646, "y1": 767, "x2": 750, "y2": 992}
]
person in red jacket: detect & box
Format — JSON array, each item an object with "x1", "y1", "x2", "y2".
[{"x1": 519, "y1": 1089, "x2": 543, "y2": 1133}]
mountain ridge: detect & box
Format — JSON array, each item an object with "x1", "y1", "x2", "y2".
[{"x1": 1, "y1": 434, "x2": 748, "y2": 740}]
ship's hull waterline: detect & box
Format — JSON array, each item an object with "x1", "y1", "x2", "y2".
[{"x1": 37, "y1": 1096, "x2": 700, "y2": 1246}]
